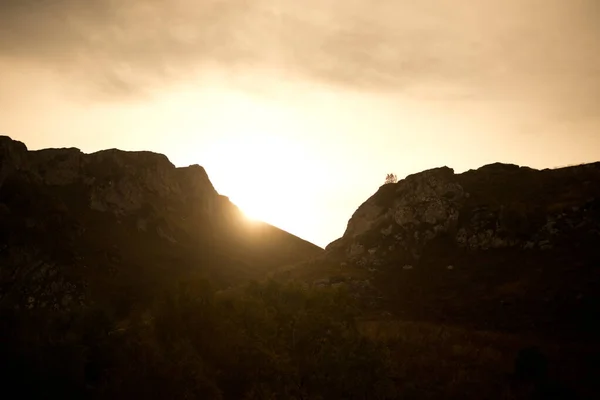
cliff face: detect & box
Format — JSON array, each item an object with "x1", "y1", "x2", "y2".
[
  {"x1": 288, "y1": 162, "x2": 600, "y2": 339},
  {"x1": 0, "y1": 136, "x2": 322, "y2": 314},
  {"x1": 329, "y1": 163, "x2": 600, "y2": 262}
]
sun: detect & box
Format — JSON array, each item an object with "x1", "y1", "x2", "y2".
[
  {"x1": 201, "y1": 134, "x2": 318, "y2": 233},
  {"x1": 231, "y1": 187, "x2": 287, "y2": 227},
  {"x1": 239, "y1": 204, "x2": 266, "y2": 223},
  {"x1": 179, "y1": 91, "x2": 329, "y2": 241}
]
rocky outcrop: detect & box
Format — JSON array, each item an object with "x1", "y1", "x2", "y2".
[
  {"x1": 0, "y1": 136, "x2": 323, "y2": 312},
  {"x1": 326, "y1": 163, "x2": 600, "y2": 269},
  {"x1": 289, "y1": 161, "x2": 600, "y2": 338},
  {"x1": 329, "y1": 167, "x2": 464, "y2": 266},
  {"x1": 1, "y1": 137, "x2": 219, "y2": 216}
]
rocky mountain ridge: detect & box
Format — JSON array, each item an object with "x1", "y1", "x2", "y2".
[
  {"x1": 329, "y1": 163, "x2": 600, "y2": 262},
  {"x1": 3, "y1": 134, "x2": 599, "y2": 339},
  {"x1": 0, "y1": 136, "x2": 322, "y2": 314},
  {"x1": 282, "y1": 162, "x2": 600, "y2": 339},
  {"x1": 2, "y1": 136, "x2": 599, "y2": 399}
]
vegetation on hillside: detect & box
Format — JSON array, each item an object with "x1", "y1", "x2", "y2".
[
  {"x1": 384, "y1": 173, "x2": 398, "y2": 184},
  {"x1": 0, "y1": 278, "x2": 396, "y2": 400},
  {"x1": 2, "y1": 276, "x2": 597, "y2": 399},
  {"x1": 2, "y1": 150, "x2": 600, "y2": 399}
]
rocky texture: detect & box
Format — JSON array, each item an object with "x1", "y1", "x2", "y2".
[
  {"x1": 326, "y1": 164, "x2": 600, "y2": 265},
  {"x1": 285, "y1": 162, "x2": 600, "y2": 339},
  {"x1": 326, "y1": 167, "x2": 465, "y2": 266},
  {"x1": 0, "y1": 136, "x2": 322, "y2": 313}
]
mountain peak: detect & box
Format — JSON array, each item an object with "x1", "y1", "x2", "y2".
[
  {"x1": 285, "y1": 160, "x2": 600, "y2": 339},
  {"x1": 0, "y1": 135, "x2": 322, "y2": 312}
]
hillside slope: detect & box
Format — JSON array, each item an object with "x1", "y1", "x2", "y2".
[
  {"x1": 0, "y1": 136, "x2": 323, "y2": 315},
  {"x1": 281, "y1": 162, "x2": 600, "y2": 339}
]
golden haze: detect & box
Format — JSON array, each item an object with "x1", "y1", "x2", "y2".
[{"x1": 1, "y1": 0, "x2": 599, "y2": 247}]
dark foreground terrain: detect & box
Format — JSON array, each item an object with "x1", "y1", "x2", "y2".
[
  {"x1": 1, "y1": 136, "x2": 599, "y2": 399},
  {"x1": 2, "y1": 278, "x2": 598, "y2": 399}
]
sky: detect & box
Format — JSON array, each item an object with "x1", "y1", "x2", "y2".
[{"x1": 1, "y1": 0, "x2": 599, "y2": 248}]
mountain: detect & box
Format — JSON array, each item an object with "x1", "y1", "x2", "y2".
[
  {"x1": 0, "y1": 136, "x2": 322, "y2": 314},
  {"x1": 280, "y1": 162, "x2": 600, "y2": 340},
  {"x1": 2, "y1": 135, "x2": 599, "y2": 399}
]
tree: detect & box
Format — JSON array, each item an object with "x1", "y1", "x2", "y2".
[{"x1": 384, "y1": 173, "x2": 398, "y2": 184}]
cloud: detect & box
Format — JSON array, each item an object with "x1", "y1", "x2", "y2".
[{"x1": 1, "y1": 0, "x2": 598, "y2": 118}]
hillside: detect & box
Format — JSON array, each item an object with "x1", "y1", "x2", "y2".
[
  {"x1": 279, "y1": 162, "x2": 600, "y2": 340},
  {"x1": 2, "y1": 136, "x2": 600, "y2": 399},
  {"x1": 0, "y1": 136, "x2": 323, "y2": 314}
]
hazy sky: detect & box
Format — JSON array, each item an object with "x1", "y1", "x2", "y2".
[{"x1": 1, "y1": 0, "x2": 599, "y2": 247}]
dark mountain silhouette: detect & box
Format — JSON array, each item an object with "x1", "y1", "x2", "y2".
[
  {"x1": 2, "y1": 135, "x2": 599, "y2": 399},
  {"x1": 279, "y1": 162, "x2": 600, "y2": 340},
  {"x1": 0, "y1": 136, "x2": 322, "y2": 314}
]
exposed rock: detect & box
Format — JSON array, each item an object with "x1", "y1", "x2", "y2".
[
  {"x1": 0, "y1": 135, "x2": 323, "y2": 311},
  {"x1": 291, "y1": 161, "x2": 600, "y2": 338},
  {"x1": 380, "y1": 224, "x2": 394, "y2": 236},
  {"x1": 324, "y1": 163, "x2": 600, "y2": 270},
  {"x1": 330, "y1": 167, "x2": 466, "y2": 267},
  {"x1": 348, "y1": 243, "x2": 365, "y2": 258}
]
